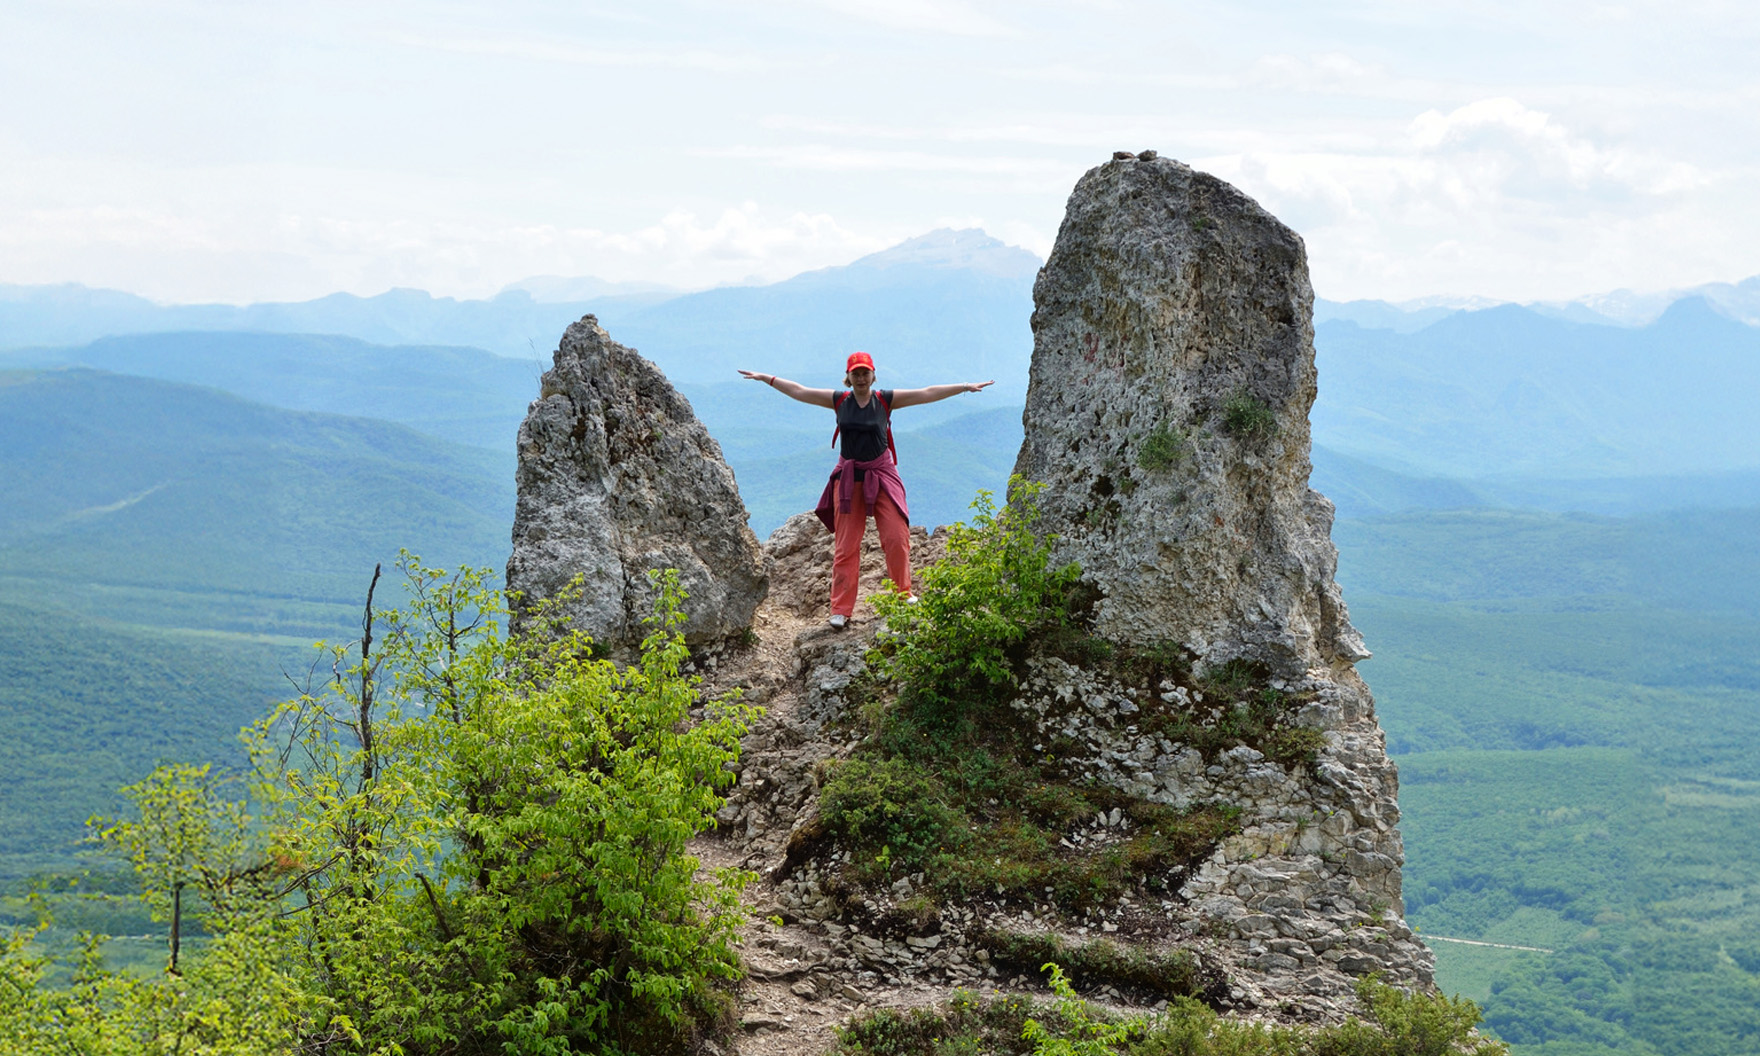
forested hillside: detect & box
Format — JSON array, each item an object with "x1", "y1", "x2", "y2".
[
  {"x1": 0, "y1": 370, "x2": 515, "y2": 874},
  {"x1": 1340, "y1": 510, "x2": 1760, "y2": 1055}
]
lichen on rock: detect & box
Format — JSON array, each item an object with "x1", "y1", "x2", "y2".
[{"x1": 505, "y1": 314, "x2": 767, "y2": 656}]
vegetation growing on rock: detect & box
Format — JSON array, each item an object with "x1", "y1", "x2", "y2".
[
  {"x1": 834, "y1": 975, "x2": 1505, "y2": 1056},
  {"x1": 807, "y1": 482, "x2": 1358, "y2": 1004}
]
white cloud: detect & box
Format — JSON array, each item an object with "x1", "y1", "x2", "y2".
[
  {"x1": 1249, "y1": 52, "x2": 1388, "y2": 93},
  {"x1": 396, "y1": 33, "x2": 767, "y2": 73},
  {"x1": 0, "y1": 162, "x2": 897, "y2": 302},
  {"x1": 1198, "y1": 99, "x2": 1737, "y2": 301},
  {"x1": 784, "y1": 0, "x2": 1015, "y2": 37},
  {"x1": 1407, "y1": 97, "x2": 1707, "y2": 201}
]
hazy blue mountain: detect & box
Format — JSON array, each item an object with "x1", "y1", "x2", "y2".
[
  {"x1": 0, "y1": 228, "x2": 1041, "y2": 383},
  {"x1": 1312, "y1": 297, "x2": 1760, "y2": 479},
  {"x1": 1551, "y1": 273, "x2": 1760, "y2": 327},
  {"x1": 499, "y1": 274, "x2": 680, "y2": 303},
  {"x1": 610, "y1": 229, "x2": 1038, "y2": 401},
  {"x1": 1317, "y1": 274, "x2": 1760, "y2": 331},
  {"x1": 1309, "y1": 446, "x2": 1484, "y2": 517},
  {"x1": 1, "y1": 331, "x2": 540, "y2": 451},
  {"x1": 1314, "y1": 298, "x2": 1457, "y2": 333},
  {"x1": 0, "y1": 284, "x2": 656, "y2": 360},
  {"x1": 1467, "y1": 467, "x2": 1760, "y2": 515}
]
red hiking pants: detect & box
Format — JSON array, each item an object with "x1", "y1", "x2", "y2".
[{"x1": 831, "y1": 485, "x2": 912, "y2": 618}]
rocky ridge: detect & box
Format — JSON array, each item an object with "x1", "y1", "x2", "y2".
[
  {"x1": 506, "y1": 155, "x2": 1433, "y2": 1054},
  {"x1": 692, "y1": 520, "x2": 1427, "y2": 1054},
  {"x1": 682, "y1": 155, "x2": 1431, "y2": 1055}
]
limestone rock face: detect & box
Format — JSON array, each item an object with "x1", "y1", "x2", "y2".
[
  {"x1": 1004, "y1": 155, "x2": 1430, "y2": 1001},
  {"x1": 1014, "y1": 155, "x2": 1369, "y2": 677},
  {"x1": 506, "y1": 315, "x2": 766, "y2": 654}
]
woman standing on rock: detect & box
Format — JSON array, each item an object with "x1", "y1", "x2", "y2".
[{"x1": 740, "y1": 353, "x2": 992, "y2": 628}]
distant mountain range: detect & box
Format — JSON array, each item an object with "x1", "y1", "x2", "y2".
[
  {"x1": 1314, "y1": 274, "x2": 1760, "y2": 330},
  {"x1": 5, "y1": 226, "x2": 1759, "y2": 524},
  {"x1": 1314, "y1": 296, "x2": 1760, "y2": 479}
]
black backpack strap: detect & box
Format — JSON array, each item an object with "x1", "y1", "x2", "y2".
[{"x1": 831, "y1": 389, "x2": 848, "y2": 449}]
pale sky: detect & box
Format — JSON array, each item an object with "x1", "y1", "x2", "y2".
[{"x1": 3, "y1": 0, "x2": 1757, "y2": 305}]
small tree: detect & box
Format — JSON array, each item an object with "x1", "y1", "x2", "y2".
[{"x1": 69, "y1": 558, "x2": 757, "y2": 1056}]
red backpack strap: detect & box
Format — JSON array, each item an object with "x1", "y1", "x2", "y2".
[{"x1": 877, "y1": 390, "x2": 898, "y2": 465}]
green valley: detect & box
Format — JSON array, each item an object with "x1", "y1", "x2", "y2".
[
  {"x1": 0, "y1": 369, "x2": 516, "y2": 879},
  {"x1": 1339, "y1": 509, "x2": 1760, "y2": 1054}
]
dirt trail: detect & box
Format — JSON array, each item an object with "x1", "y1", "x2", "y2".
[{"x1": 685, "y1": 516, "x2": 990, "y2": 1055}]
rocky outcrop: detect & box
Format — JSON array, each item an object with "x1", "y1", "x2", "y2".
[
  {"x1": 506, "y1": 315, "x2": 766, "y2": 655},
  {"x1": 999, "y1": 656, "x2": 1430, "y2": 1006},
  {"x1": 605, "y1": 155, "x2": 1431, "y2": 1049},
  {"x1": 1000, "y1": 156, "x2": 1429, "y2": 1003},
  {"x1": 1013, "y1": 155, "x2": 1369, "y2": 677}
]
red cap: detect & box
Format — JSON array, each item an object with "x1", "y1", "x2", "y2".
[{"x1": 845, "y1": 351, "x2": 875, "y2": 373}]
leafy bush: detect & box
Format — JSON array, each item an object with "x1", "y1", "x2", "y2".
[
  {"x1": 1221, "y1": 391, "x2": 1277, "y2": 439},
  {"x1": 818, "y1": 757, "x2": 972, "y2": 873},
  {"x1": 836, "y1": 977, "x2": 1506, "y2": 1056},
  {"x1": 870, "y1": 479, "x2": 1080, "y2": 717},
  {"x1": 14, "y1": 558, "x2": 757, "y2": 1056},
  {"x1": 819, "y1": 483, "x2": 1239, "y2": 908},
  {"x1": 837, "y1": 989, "x2": 1039, "y2": 1056},
  {"x1": 1138, "y1": 425, "x2": 1190, "y2": 471},
  {"x1": 1026, "y1": 964, "x2": 1139, "y2": 1056},
  {"x1": 1308, "y1": 979, "x2": 1506, "y2": 1056}
]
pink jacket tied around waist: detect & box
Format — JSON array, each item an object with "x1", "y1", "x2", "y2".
[{"x1": 815, "y1": 451, "x2": 909, "y2": 534}]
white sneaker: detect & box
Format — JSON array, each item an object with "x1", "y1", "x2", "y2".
[
  {"x1": 907, "y1": 594, "x2": 920, "y2": 605},
  {"x1": 828, "y1": 614, "x2": 848, "y2": 629}
]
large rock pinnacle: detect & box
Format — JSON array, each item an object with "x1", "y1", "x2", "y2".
[
  {"x1": 506, "y1": 315, "x2": 767, "y2": 655},
  {"x1": 1014, "y1": 155, "x2": 1369, "y2": 678}
]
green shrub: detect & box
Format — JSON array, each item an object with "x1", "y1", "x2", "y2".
[
  {"x1": 1026, "y1": 964, "x2": 1141, "y2": 1056},
  {"x1": 837, "y1": 978, "x2": 1506, "y2": 1056},
  {"x1": 1138, "y1": 425, "x2": 1190, "y2": 471},
  {"x1": 870, "y1": 478, "x2": 1080, "y2": 718},
  {"x1": 53, "y1": 558, "x2": 759, "y2": 1056},
  {"x1": 1221, "y1": 392, "x2": 1277, "y2": 439},
  {"x1": 1310, "y1": 979, "x2": 1506, "y2": 1056},
  {"x1": 837, "y1": 989, "x2": 1039, "y2": 1056},
  {"x1": 818, "y1": 757, "x2": 971, "y2": 876}
]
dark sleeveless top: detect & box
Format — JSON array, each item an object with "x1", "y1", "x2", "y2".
[{"x1": 836, "y1": 389, "x2": 894, "y2": 462}]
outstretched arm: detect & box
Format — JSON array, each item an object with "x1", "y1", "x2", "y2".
[
  {"x1": 889, "y1": 380, "x2": 994, "y2": 409},
  {"x1": 738, "y1": 370, "x2": 836, "y2": 408}
]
